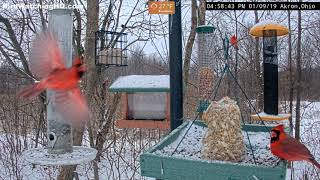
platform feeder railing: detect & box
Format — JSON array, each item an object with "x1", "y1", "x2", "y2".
[{"x1": 95, "y1": 30, "x2": 128, "y2": 67}]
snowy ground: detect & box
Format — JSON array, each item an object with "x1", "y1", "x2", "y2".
[
  {"x1": 0, "y1": 129, "x2": 158, "y2": 180},
  {"x1": 0, "y1": 101, "x2": 319, "y2": 179},
  {"x1": 283, "y1": 102, "x2": 320, "y2": 180}
]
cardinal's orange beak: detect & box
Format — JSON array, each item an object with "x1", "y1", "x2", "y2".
[
  {"x1": 271, "y1": 131, "x2": 277, "y2": 138},
  {"x1": 79, "y1": 64, "x2": 87, "y2": 72}
]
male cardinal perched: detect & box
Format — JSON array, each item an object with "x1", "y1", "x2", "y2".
[
  {"x1": 230, "y1": 35, "x2": 238, "y2": 50},
  {"x1": 18, "y1": 32, "x2": 89, "y2": 127},
  {"x1": 270, "y1": 124, "x2": 320, "y2": 169}
]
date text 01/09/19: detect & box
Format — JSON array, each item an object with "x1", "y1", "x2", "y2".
[{"x1": 205, "y1": 2, "x2": 319, "y2": 10}]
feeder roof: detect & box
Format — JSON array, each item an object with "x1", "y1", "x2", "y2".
[
  {"x1": 109, "y1": 75, "x2": 169, "y2": 92},
  {"x1": 249, "y1": 20, "x2": 289, "y2": 37},
  {"x1": 196, "y1": 25, "x2": 215, "y2": 33}
]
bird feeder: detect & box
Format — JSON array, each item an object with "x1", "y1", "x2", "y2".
[
  {"x1": 109, "y1": 75, "x2": 170, "y2": 130},
  {"x1": 21, "y1": 9, "x2": 96, "y2": 166},
  {"x1": 249, "y1": 21, "x2": 291, "y2": 121},
  {"x1": 195, "y1": 25, "x2": 215, "y2": 113},
  {"x1": 140, "y1": 121, "x2": 287, "y2": 180},
  {"x1": 95, "y1": 30, "x2": 128, "y2": 67}
]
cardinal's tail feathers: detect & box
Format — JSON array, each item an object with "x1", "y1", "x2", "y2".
[
  {"x1": 18, "y1": 82, "x2": 45, "y2": 99},
  {"x1": 309, "y1": 158, "x2": 320, "y2": 169}
]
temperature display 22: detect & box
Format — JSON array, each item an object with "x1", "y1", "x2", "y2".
[{"x1": 148, "y1": 1, "x2": 175, "y2": 14}]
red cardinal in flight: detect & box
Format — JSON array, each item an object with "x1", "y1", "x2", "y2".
[
  {"x1": 230, "y1": 35, "x2": 238, "y2": 50},
  {"x1": 18, "y1": 32, "x2": 89, "y2": 127},
  {"x1": 270, "y1": 124, "x2": 320, "y2": 169}
]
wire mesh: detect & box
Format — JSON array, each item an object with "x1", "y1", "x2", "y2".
[
  {"x1": 197, "y1": 31, "x2": 215, "y2": 68},
  {"x1": 197, "y1": 27, "x2": 215, "y2": 103},
  {"x1": 95, "y1": 30, "x2": 128, "y2": 67}
]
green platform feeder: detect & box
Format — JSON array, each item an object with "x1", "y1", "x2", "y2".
[{"x1": 140, "y1": 121, "x2": 287, "y2": 180}]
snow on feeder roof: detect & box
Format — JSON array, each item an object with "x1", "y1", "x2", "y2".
[
  {"x1": 250, "y1": 20, "x2": 289, "y2": 37},
  {"x1": 109, "y1": 75, "x2": 170, "y2": 92}
]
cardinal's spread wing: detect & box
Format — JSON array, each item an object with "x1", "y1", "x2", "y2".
[
  {"x1": 29, "y1": 32, "x2": 65, "y2": 79},
  {"x1": 55, "y1": 88, "x2": 90, "y2": 127}
]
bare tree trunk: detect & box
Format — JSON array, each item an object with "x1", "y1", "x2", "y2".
[
  {"x1": 57, "y1": 0, "x2": 99, "y2": 179},
  {"x1": 254, "y1": 10, "x2": 263, "y2": 112},
  {"x1": 295, "y1": 2, "x2": 302, "y2": 140},
  {"x1": 233, "y1": 12, "x2": 239, "y2": 100},
  {"x1": 74, "y1": 8, "x2": 82, "y2": 56},
  {"x1": 198, "y1": 0, "x2": 206, "y2": 25},
  {"x1": 227, "y1": 52, "x2": 231, "y2": 97},
  {"x1": 287, "y1": 10, "x2": 294, "y2": 134},
  {"x1": 84, "y1": 0, "x2": 100, "y2": 179},
  {"x1": 95, "y1": 93, "x2": 121, "y2": 160},
  {"x1": 183, "y1": 0, "x2": 197, "y2": 92}
]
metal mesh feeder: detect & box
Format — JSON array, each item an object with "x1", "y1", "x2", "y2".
[
  {"x1": 196, "y1": 25, "x2": 215, "y2": 68},
  {"x1": 196, "y1": 25, "x2": 215, "y2": 113},
  {"x1": 95, "y1": 30, "x2": 128, "y2": 67}
]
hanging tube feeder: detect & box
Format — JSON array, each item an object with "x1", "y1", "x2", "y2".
[
  {"x1": 21, "y1": 9, "x2": 97, "y2": 166},
  {"x1": 195, "y1": 25, "x2": 215, "y2": 113},
  {"x1": 249, "y1": 21, "x2": 291, "y2": 121}
]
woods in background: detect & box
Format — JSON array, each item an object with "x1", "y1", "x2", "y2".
[{"x1": 0, "y1": 0, "x2": 320, "y2": 179}]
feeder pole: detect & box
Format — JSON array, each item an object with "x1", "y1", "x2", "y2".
[
  {"x1": 47, "y1": 9, "x2": 73, "y2": 154},
  {"x1": 169, "y1": 0, "x2": 183, "y2": 131}
]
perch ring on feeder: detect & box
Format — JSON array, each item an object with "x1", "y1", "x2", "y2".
[{"x1": 21, "y1": 146, "x2": 97, "y2": 166}]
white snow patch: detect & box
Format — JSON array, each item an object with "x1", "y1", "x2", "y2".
[
  {"x1": 154, "y1": 122, "x2": 279, "y2": 167},
  {"x1": 284, "y1": 102, "x2": 320, "y2": 180},
  {"x1": 110, "y1": 75, "x2": 169, "y2": 90},
  {"x1": 154, "y1": 123, "x2": 205, "y2": 160},
  {"x1": 1, "y1": 101, "x2": 319, "y2": 180}
]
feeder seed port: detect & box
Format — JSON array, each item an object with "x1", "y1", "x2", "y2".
[{"x1": 48, "y1": 132, "x2": 57, "y2": 148}]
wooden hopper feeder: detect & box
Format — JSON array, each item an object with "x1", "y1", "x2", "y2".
[{"x1": 109, "y1": 75, "x2": 170, "y2": 130}]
